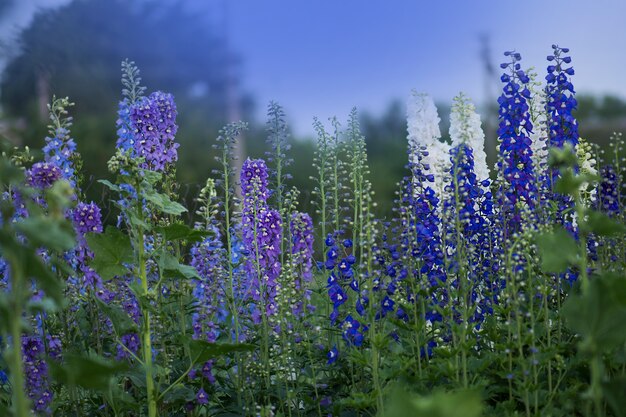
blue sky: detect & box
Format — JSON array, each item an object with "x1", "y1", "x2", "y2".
[{"x1": 2, "y1": 0, "x2": 626, "y2": 136}]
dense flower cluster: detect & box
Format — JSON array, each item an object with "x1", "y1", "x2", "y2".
[
  {"x1": 190, "y1": 228, "x2": 226, "y2": 342},
  {"x1": 72, "y1": 202, "x2": 103, "y2": 236},
  {"x1": 240, "y1": 159, "x2": 282, "y2": 324},
  {"x1": 290, "y1": 212, "x2": 314, "y2": 316},
  {"x1": 597, "y1": 165, "x2": 619, "y2": 216},
  {"x1": 449, "y1": 94, "x2": 490, "y2": 183},
  {"x1": 27, "y1": 162, "x2": 62, "y2": 189},
  {"x1": 497, "y1": 51, "x2": 537, "y2": 234},
  {"x1": 43, "y1": 127, "x2": 77, "y2": 186},
  {"x1": 22, "y1": 336, "x2": 52, "y2": 414},
  {"x1": 129, "y1": 91, "x2": 179, "y2": 172},
  {"x1": 407, "y1": 91, "x2": 450, "y2": 198}
]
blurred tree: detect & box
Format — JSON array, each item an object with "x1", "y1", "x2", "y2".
[{"x1": 0, "y1": 0, "x2": 251, "y2": 189}]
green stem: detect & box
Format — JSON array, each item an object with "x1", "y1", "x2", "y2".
[{"x1": 7, "y1": 258, "x2": 30, "y2": 417}]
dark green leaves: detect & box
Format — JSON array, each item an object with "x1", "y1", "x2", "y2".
[
  {"x1": 563, "y1": 272, "x2": 626, "y2": 352},
  {"x1": 158, "y1": 251, "x2": 200, "y2": 280},
  {"x1": 188, "y1": 340, "x2": 255, "y2": 364},
  {"x1": 156, "y1": 223, "x2": 209, "y2": 243},
  {"x1": 86, "y1": 226, "x2": 133, "y2": 281},
  {"x1": 15, "y1": 216, "x2": 75, "y2": 252},
  {"x1": 50, "y1": 354, "x2": 128, "y2": 390},
  {"x1": 584, "y1": 211, "x2": 626, "y2": 237},
  {"x1": 144, "y1": 190, "x2": 187, "y2": 215},
  {"x1": 536, "y1": 228, "x2": 578, "y2": 273},
  {"x1": 383, "y1": 388, "x2": 483, "y2": 417}
]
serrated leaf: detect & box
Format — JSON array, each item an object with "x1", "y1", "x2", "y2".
[
  {"x1": 144, "y1": 190, "x2": 186, "y2": 215},
  {"x1": 50, "y1": 354, "x2": 128, "y2": 390},
  {"x1": 159, "y1": 251, "x2": 200, "y2": 280},
  {"x1": 156, "y1": 224, "x2": 209, "y2": 243},
  {"x1": 536, "y1": 228, "x2": 578, "y2": 273},
  {"x1": 86, "y1": 226, "x2": 133, "y2": 281}
]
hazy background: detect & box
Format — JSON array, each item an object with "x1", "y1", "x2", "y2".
[{"x1": 1, "y1": 0, "x2": 625, "y2": 219}]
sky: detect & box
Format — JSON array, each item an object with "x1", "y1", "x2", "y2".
[{"x1": 2, "y1": 0, "x2": 626, "y2": 136}]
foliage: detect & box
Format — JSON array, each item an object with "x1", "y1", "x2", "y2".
[{"x1": 1, "y1": 47, "x2": 626, "y2": 417}]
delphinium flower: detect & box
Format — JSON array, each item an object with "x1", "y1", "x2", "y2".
[
  {"x1": 72, "y1": 201, "x2": 103, "y2": 236},
  {"x1": 393, "y1": 142, "x2": 446, "y2": 340},
  {"x1": 289, "y1": 212, "x2": 314, "y2": 317},
  {"x1": 42, "y1": 97, "x2": 78, "y2": 187},
  {"x1": 240, "y1": 158, "x2": 282, "y2": 325},
  {"x1": 26, "y1": 162, "x2": 62, "y2": 190},
  {"x1": 449, "y1": 93, "x2": 490, "y2": 184},
  {"x1": 116, "y1": 60, "x2": 147, "y2": 153},
  {"x1": 70, "y1": 202, "x2": 111, "y2": 299},
  {"x1": 597, "y1": 165, "x2": 619, "y2": 217},
  {"x1": 190, "y1": 228, "x2": 226, "y2": 343},
  {"x1": 545, "y1": 46, "x2": 578, "y2": 234},
  {"x1": 22, "y1": 336, "x2": 53, "y2": 414},
  {"x1": 446, "y1": 94, "x2": 500, "y2": 327},
  {"x1": 129, "y1": 91, "x2": 179, "y2": 172},
  {"x1": 407, "y1": 91, "x2": 450, "y2": 200},
  {"x1": 496, "y1": 51, "x2": 537, "y2": 235}
]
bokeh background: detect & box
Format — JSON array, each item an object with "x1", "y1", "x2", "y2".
[{"x1": 1, "y1": 0, "x2": 625, "y2": 220}]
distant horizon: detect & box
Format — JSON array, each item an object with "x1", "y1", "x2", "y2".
[{"x1": 2, "y1": 0, "x2": 626, "y2": 137}]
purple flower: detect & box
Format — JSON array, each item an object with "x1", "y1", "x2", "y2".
[
  {"x1": 27, "y1": 162, "x2": 62, "y2": 189},
  {"x1": 327, "y1": 346, "x2": 338, "y2": 364},
  {"x1": 43, "y1": 127, "x2": 77, "y2": 186},
  {"x1": 72, "y1": 202, "x2": 103, "y2": 236},
  {"x1": 196, "y1": 388, "x2": 209, "y2": 405},
  {"x1": 497, "y1": 51, "x2": 537, "y2": 234},
  {"x1": 22, "y1": 336, "x2": 52, "y2": 414},
  {"x1": 129, "y1": 91, "x2": 179, "y2": 172}
]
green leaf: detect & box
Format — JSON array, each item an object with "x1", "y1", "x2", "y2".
[
  {"x1": 585, "y1": 211, "x2": 626, "y2": 237},
  {"x1": 384, "y1": 388, "x2": 483, "y2": 417},
  {"x1": 563, "y1": 272, "x2": 626, "y2": 351},
  {"x1": 603, "y1": 376, "x2": 626, "y2": 417},
  {"x1": 95, "y1": 297, "x2": 137, "y2": 336},
  {"x1": 156, "y1": 224, "x2": 209, "y2": 243},
  {"x1": 86, "y1": 226, "x2": 133, "y2": 281},
  {"x1": 158, "y1": 252, "x2": 200, "y2": 280},
  {"x1": 50, "y1": 353, "x2": 128, "y2": 390},
  {"x1": 15, "y1": 216, "x2": 75, "y2": 252},
  {"x1": 188, "y1": 340, "x2": 255, "y2": 364},
  {"x1": 144, "y1": 190, "x2": 187, "y2": 215},
  {"x1": 161, "y1": 385, "x2": 195, "y2": 404},
  {"x1": 535, "y1": 228, "x2": 578, "y2": 274},
  {"x1": 98, "y1": 179, "x2": 121, "y2": 192}
]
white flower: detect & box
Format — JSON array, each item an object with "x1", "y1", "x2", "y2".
[
  {"x1": 407, "y1": 90, "x2": 450, "y2": 197},
  {"x1": 449, "y1": 93, "x2": 490, "y2": 184}
]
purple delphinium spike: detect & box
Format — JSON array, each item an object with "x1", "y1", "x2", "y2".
[
  {"x1": 497, "y1": 51, "x2": 537, "y2": 235},
  {"x1": 27, "y1": 162, "x2": 62, "y2": 190},
  {"x1": 290, "y1": 212, "x2": 314, "y2": 316},
  {"x1": 240, "y1": 158, "x2": 282, "y2": 324},
  {"x1": 129, "y1": 91, "x2": 179, "y2": 172},
  {"x1": 22, "y1": 336, "x2": 52, "y2": 414},
  {"x1": 43, "y1": 127, "x2": 77, "y2": 187},
  {"x1": 190, "y1": 227, "x2": 227, "y2": 343}
]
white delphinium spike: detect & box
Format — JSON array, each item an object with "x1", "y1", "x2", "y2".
[
  {"x1": 407, "y1": 90, "x2": 450, "y2": 197},
  {"x1": 449, "y1": 93, "x2": 490, "y2": 184},
  {"x1": 527, "y1": 69, "x2": 549, "y2": 176}
]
